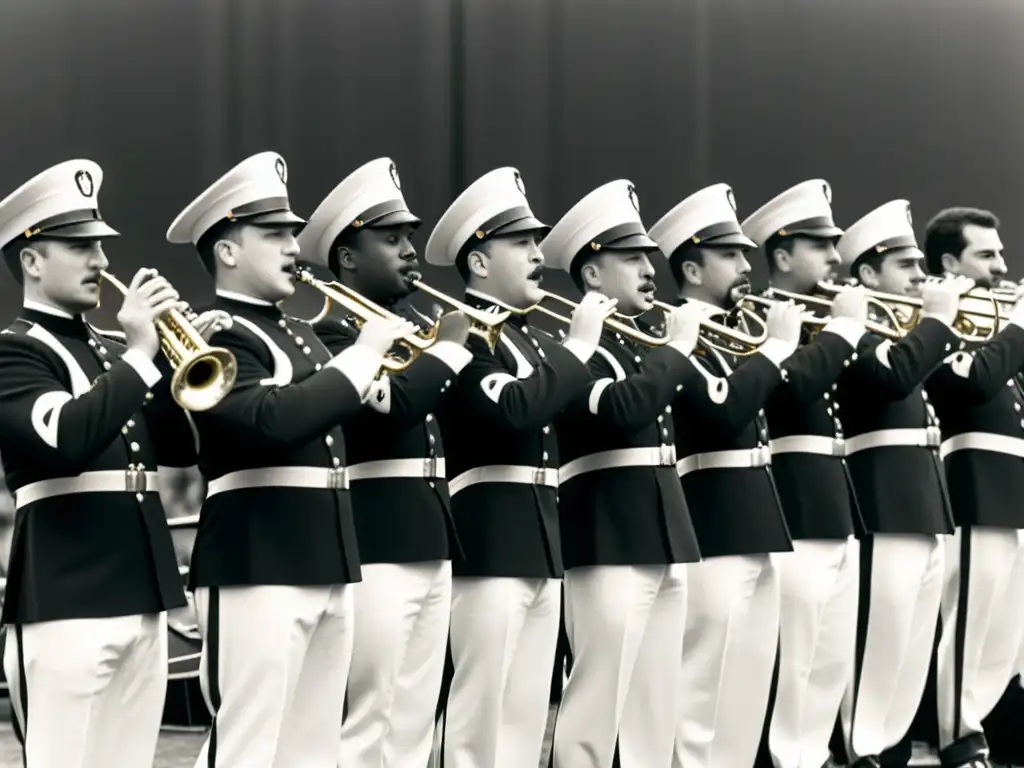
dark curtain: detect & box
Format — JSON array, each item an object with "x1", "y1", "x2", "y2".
[{"x1": 2, "y1": 0, "x2": 1024, "y2": 321}]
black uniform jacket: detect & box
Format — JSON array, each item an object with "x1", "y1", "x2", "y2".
[
  {"x1": 435, "y1": 292, "x2": 592, "y2": 579},
  {"x1": 187, "y1": 293, "x2": 381, "y2": 589},
  {"x1": 760, "y1": 310, "x2": 867, "y2": 540},
  {"x1": 312, "y1": 298, "x2": 471, "y2": 565},
  {"x1": 835, "y1": 315, "x2": 960, "y2": 535},
  {"x1": 0, "y1": 307, "x2": 192, "y2": 624},
  {"x1": 555, "y1": 325, "x2": 701, "y2": 568},
  {"x1": 926, "y1": 321, "x2": 1024, "y2": 528}
]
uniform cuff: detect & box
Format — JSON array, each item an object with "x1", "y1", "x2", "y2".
[
  {"x1": 424, "y1": 340, "x2": 473, "y2": 374},
  {"x1": 757, "y1": 338, "x2": 797, "y2": 368},
  {"x1": 666, "y1": 339, "x2": 696, "y2": 358},
  {"x1": 325, "y1": 344, "x2": 384, "y2": 399},
  {"x1": 122, "y1": 348, "x2": 163, "y2": 388},
  {"x1": 821, "y1": 317, "x2": 866, "y2": 349},
  {"x1": 562, "y1": 338, "x2": 596, "y2": 364}
]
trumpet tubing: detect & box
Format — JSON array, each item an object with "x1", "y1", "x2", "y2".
[
  {"x1": 98, "y1": 270, "x2": 238, "y2": 412},
  {"x1": 536, "y1": 291, "x2": 669, "y2": 346},
  {"x1": 409, "y1": 279, "x2": 510, "y2": 354},
  {"x1": 651, "y1": 298, "x2": 768, "y2": 356}
]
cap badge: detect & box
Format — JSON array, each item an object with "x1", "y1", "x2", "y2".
[
  {"x1": 906, "y1": 204, "x2": 913, "y2": 226},
  {"x1": 822, "y1": 181, "x2": 832, "y2": 205},
  {"x1": 389, "y1": 161, "x2": 402, "y2": 191},
  {"x1": 627, "y1": 184, "x2": 639, "y2": 213},
  {"x1": 725, "y1": 187, "x2": 737, "y2": 212},
  {"x1": 275, "y1": 157, "x2": 288, "y2": 184},
  {"x1": 75, "y1": 170, "x2": 94, "y2": 198},
  {"x1": 513, "y1": 170, "x2": 526, "y2": 197}
]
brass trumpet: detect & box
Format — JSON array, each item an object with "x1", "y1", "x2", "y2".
[
  {"x1": 651, "y1": 298, "x2": 769, "y2": 357},
  {"x1": 409, "y1": 278, "x2": 510, "y2": 354},
  {"x1": 751, "y1": 287, "x2": 904, "y2": 340},
  {"x1": 98, "y1": 270, "x2": 238, "y2": 412},
  {"x1": 532, "y1": 291, "x2": 672, "y2": 346}
]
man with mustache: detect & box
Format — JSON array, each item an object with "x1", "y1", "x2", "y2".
[
  {"x1": 739, "y1": 180, "x2": 870, "y2": 768},
  {"x1": 917, "y1": 207, "x2": 1024, "y2": 768},
  {"x1": 424, "y1": 167, "x2": 614, "y2": 768},
  {"x1": 647, "y1": 183, "x2": 803, "y2": 768},
  {"x1": 830, "y1": 200, "x2": 972, "y2": 768},
  {"x1": 541, "y1": 180, "x2": 705, "y2": 768},
  {"x1": 166, "y1": 152, "x2": 416, "y2": 768},
  {"x1": 295, "y1": 157, "x2": 475, "y2": 768},
  {"x1": 0, "y1": 160, "x2": 225, "y2": 767}
]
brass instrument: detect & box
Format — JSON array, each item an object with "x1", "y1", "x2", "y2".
[
  {"x1": 750, "y1": 288, "x2": 904, "y2": 340},
  {"x1": 408, "y1": 278, "x2": 510, "y2": 354},
  {"x1": 532, "y1": 291, "x2": 671, "y2": 346},
  {"x1": 651, "y1": 298, "x2": 768, "y2": 357},
  {"x1": 98, "y1": 270, "x2": 238, "y2": 412}
]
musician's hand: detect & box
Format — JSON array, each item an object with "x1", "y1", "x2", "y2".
[
  {"x1": 192, "y1": 310, "x2": 234, "y2": 342},
  {"x1": 568, "y1": 291, "x2": 618, "y2": 348},
  {"x1": 764, "y1": 300, "x2": 803, "y2": 345},
  {"x1": 434, "y1": 311, "x2": 471, "y2": 346},
  {"x1": 828, "y1": 285, "x2": 868, "y2": 324},
  {"x1": 664, "y1": 303, "x2": 703, "y2": 355},
  {"x1": 353, "y1": 316, "x2": 420, "y2": 357},
  {"x1": 118, "y1": 268, "x2": 182, "y2": 360},
  {"x1": 921, "y1": 275, "x2": 974, "y2": 326}
]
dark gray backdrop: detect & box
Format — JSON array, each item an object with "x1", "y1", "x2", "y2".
[{"x1": 1, "y1": 0, "x2": 1022, "y2": 324}]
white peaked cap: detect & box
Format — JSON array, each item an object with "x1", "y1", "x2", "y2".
[
  {"x1": 424, "y1": 167, "x2": 548, "y2": 267},
  {"x1": 166, "y1": 151, "x2": 305, "y2": 246},
  {"x1": 540, "y1": 180, "x2": 658, "y2": 273},
  {"x1": 648, "y1": 183, "x2": 755, "y2": 260},
  {"x1": 741, "y1": 179, "x2": 843, "y2": 247},
  {"x1": 0, "y1": 159, "x2": 119, "y2": 252},
  {"x1": 296, "y1": 157, "x2": 421, "y2": 269},
  {"x1": 836, "y1": 199, "x2": 918, "y2": 267}
]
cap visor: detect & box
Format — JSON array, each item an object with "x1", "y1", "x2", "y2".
[
  {"x1": 492, "y1": 216, "x2": 550, "y2": 238},
  {"x1": 705, "y1": 232, "x2": 758, "y2": 250},
  {"x1": 247, "y1": 210, "x2": 307, "y2": 228},
  {"x1": 604, "y1": 232, "x2": 660, "y2": 251},
  {"x1": 788, "y1": 225, "x2": 844, "y2": 239},
  {"x1": 367, "y1": 210, "x2": 422, "y2": 228},
  {"x1": 44, "y1": 220, "x2": 121, "y2": 240}
]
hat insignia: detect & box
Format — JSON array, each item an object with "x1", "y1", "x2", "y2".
[
  {"x1": 822, "y1": 181, "x2": 832, "y2": 205},
  {"x1": 389, "y1": 161, "x2": 402, "y2": 191},
  {"x1": 725, "y1": 187, "x2": 737, "y2": 212},
  {"x1": 627, "y1": 184, "x2": 640, "y2": 213},
  {"x1": 275, "y1": 157, "x2": 288, "y2": 184},
  {"x1": 906, "y1": 204, "x2": 913, "y2": 226},
  {"x1": 75, "y1": 170, "x2": 94, "y2": 198},
  {"x1": 513, "y1": 170, "x2": 526, "y2": 197}
]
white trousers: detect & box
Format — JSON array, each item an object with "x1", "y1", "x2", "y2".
[
  {"x1": 936, "y1": 526, "x2": 1024, "y2": 751},
  {"x1": 552, "y1": 563, "x2": 688, "y2": 768},
  {"x1": 442, "y1": 576, "x2": 561, "y2": 768},
  {"x1": 340, "y1": 560, "x2": 452, "y2": 768},
  {"x1": 192, "y1": 584, "x2": 354, "y2": 768},
  {"x1": 841, "y1": 533, "x2": 944, "y2": 761},
  {"x1": 673, "y1": 553, "x2": 781, "y2": 768},
  {"x1": 3, "y1": 612, "x2": 168, "y2": 768},
  {"x1": 770, "y1": 537, "x2": 860, "y2": 768}
]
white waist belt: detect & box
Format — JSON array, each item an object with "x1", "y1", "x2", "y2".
[
  {"x1": 676, "y1": 446, "x2": 771, "y2": 477},
  {"x1": 844, "y1": 427, "x2": 941, "y2": 455},
  {"x1": 347, "y1": 457, "x2": 447, "y2": 481},
  {"x1": 206, "y1": 466, "x2": 350, "y2": 499},
  {"x1": 15, "y1": 469, "x2": 159, "y2": 511},
  {"x1": 940, "y1": 432, "x2": 1024, "y2": 461},
  {"x1": 770, "y1": 435, "x2": 846, "y2": 457},
  {"x1": 559, "y1": 445, "x2": 677, "y2": 484},
  {"x1": 448, "y1": 465, "x2": 559, "y2": 496}
]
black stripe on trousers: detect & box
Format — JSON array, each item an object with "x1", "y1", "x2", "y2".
[
  {"x1": 952, "y1": 530, "x2": 972, "y2": 742},
  {"x1": 14, "y1": 625, "x2": 28, "y2": 768},
  {"x1": 204, "y1": 587, "x2": 222, "y2": 767},
  {"x1": 753, "y1": 635, "x2": 782, "y2": 768}
]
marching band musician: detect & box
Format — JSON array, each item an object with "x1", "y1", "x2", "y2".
[
  {"x1": 740, "y1": 179, "x2": 870, "y2": 768},
  {"x1": 295, "y1": 157, "x2": 474, "y2": 768},
  {"x1": 0, "y1": 160, "x2": 226, "y2": 767},
  {"x1": 920, "y1": 207, "x2": 1024, "y2": 768},
  {"x1": 165, "y1": 152, "x2": 417, "y2": 768},
  {"x1": 831, "y1": 200, "x2": 973, "y2": 768},
  {"x1": 423, "y1": 167, "x2": 614, "y2": 768},
  {"x1": 647, "y1": 183, "x2": 803, "y2": 768},
  {"x1": 541, "y1": 180, "x2": 705, "y2": 768}
]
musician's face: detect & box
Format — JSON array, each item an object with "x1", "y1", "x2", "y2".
[
  {"x1": 339, "y1": 224, "x2": 420, "y2": 303},
  {"x1": 223, "y1": 223, "x2": 300, "y2": 302},
  {"x1": 581, "y1": 248, "x2": 657, "y2": 317},
  {"x1": 468, "y1": 231, "x2": 545, "y2": 309},
  {"x1": 945, "y1": 224, "x2": 1006, "y2": 289},
  {"x1": 858, "y1": 247, "x2": 926, "y2": 296},
  {"x1": 772, "y1": 235, "x2": 841, "y2": 290},
  {"x1": 20, "y1": 237, "x2": 109, "y2": 314},
  {"x1": 684, "y1": 246, "x2": 752, "y2": 309}
]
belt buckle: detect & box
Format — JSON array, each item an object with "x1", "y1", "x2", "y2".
[
  {"x1": 658, "y1": 444, "x2": 676, "y2": 466},
  {"x1": 534, "y1": 468, "x2": 549, "y2": 486},
  {"x1": 124, "y1": 467, "x2": 147, "y2": 494},
  {"x1": 327, "y1": 467, "x2": 349, "y2": 491},
  {"x1": 423, "y1": 457, "x2": 438, "y2": 479},
  {"x1": 925, "y1": 426, "x2": 942, "y2": 448},
  {"x1": 832, "y1": 437, "x2": 846, "y2": 457}
]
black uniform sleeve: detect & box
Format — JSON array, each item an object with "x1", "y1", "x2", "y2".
[
  {"x1": 0, "y1": 335, "x2": 152, "y2": 470},
  {"x1": 141, "y1": 355, "x2": 200, "y2": 468},
  {"x1": 676, "y1": 351, "x2": 783, "y2": 436},
  {"x1": 843, "y1": 317, "x2": 960, "y2": 399},
  {"x1": 575, "y1": 343, "x2": 692, "y2": 431},
  {"x1": 771, "y1": 331, "x2": 856, "y2": 408},
  {"x1": 454, "y1": 334, "x2": 592, "y2": 431},
  {"x1": 927, "y1": 323, "x2": 1024, "y2": 404},
  {"x1": 198, "y1": 323, "x2": 371, "y2": 447},
  {"x1": 314, "y1": 319, "x2": 461, "y2": 429}
]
